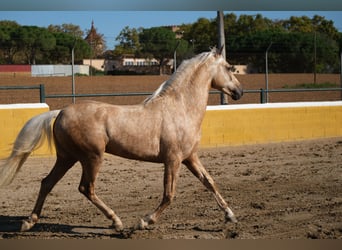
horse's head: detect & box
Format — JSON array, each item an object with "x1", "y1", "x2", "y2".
[{"x1": 210, "y1": 46, "x2": 243, "y2": 101}]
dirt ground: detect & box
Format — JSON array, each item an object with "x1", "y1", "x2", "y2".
[{"x1": 0, "y1": 137, "x2": 341, "y2": 239}]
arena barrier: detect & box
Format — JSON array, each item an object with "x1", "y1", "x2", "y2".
[
  {"x1": 1, "y1": 101, "x2": 341, "y2": 158},
  {"x1": 0, "y1": 103, "x2": 51, "y2": 158},
  {"x1": 201, "y1": 101, "x2": 342, "y2": 147}
]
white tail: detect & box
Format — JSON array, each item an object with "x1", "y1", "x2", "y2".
[{"x1": 0, "y1": 110, "x2": 60, "y2": 187}]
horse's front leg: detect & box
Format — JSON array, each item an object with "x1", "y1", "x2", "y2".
[
  {"x1": 136, "y1": 160, "x2": 181, "y2": 230},
  {"x1": 183, "y1": 153, "x2": 237, "y2": 224}
]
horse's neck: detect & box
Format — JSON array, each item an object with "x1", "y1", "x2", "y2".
[
  {"x1": 161, "y1": 63, "x2": 211, "y2": 120},
  {"x1": 183, "y1": 65, "x2": 211, "y2": 111}
]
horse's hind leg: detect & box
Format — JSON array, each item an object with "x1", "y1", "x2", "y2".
[
  {"x1": 183, "y1": 153, "x2": 237, "y2": 224},
  {"x1": 137, "y1": 159, "x2": 181, "y2": 229},
  {"x1": 78, "y1": 156, "x2": 123, "y2": 232},
  {"x1": 21, "y1": 156, "x2": 76, "y2": 231}
]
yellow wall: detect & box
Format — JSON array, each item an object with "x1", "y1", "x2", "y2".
[
  {"x1": 201, "y1": 102, "x2": 342, "y2": 147},
  {"x1": 1, "y1": 102, "x2": 341, "y2": 159},
  {"x1": 0, "y1": 104, "x2": 52, "y2": 158}
]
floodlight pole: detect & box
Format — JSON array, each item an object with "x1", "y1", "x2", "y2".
[
  {"x1": 71, "y1": 47, "x2": 75, "y2": 104},
  {"x1": 71, "y1": 37, "x2": 76, "y2": 104},
  {"x1": 217, "y1": 10, "x2": 228, "y2": 105},
  {"x1": 340, "y1": 49, "x2": 342, "y2": 100},
  {"x1": 314, "y1": 31, "x2": 317, "y2": 84},
  {"x1": 265, "y1": 42, "x2": 273, "y2": 103}
]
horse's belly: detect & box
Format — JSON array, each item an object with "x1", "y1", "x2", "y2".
[{"x1": 105, "y1": 137, "x2": 161, "y2": 163}]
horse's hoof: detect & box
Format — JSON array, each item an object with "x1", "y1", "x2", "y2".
[
  {"x1": 112, "y1": 221, "x2": 124, "y2": 232},
  {"x1": 135, "y1": 218, "x2": 149, "y2": 230},
  {"x1": 21, "y1": 219, "x2": 34, "y2": 232},
  {"x1": 226, "y1": 215, "x2": 238, "y2": 224},
  {"x1": 225, "y1": 208, "x2": 238, "y2": 224}
]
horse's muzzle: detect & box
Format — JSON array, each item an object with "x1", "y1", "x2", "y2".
[{"x1": 231, "y1": 88, "x2": 243, "y2": 101}]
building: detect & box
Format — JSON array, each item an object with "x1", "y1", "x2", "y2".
[
  {"x1": 84, "y1": 21, "x2": 105, "y2": 59},
  {"x1": 83, "y1": 54, "x2": 173, "y2": 75}
]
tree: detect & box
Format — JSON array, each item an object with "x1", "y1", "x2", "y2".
[
  {"x1": 182, "y1": 18, "x2": 216, "y2": 53},
  {"x1": 218, "y1": 14, "x2": 341, "y2": 73},
  {"x1": 281, "y1": 15, "x2": 339, "y2": 40},
  {"x1": 0, "y1": 20, "x2": 20, "y2": 63},
  {"x1": 48, "y1": 32, "x2": 90, "y2": 64},
  {"x1": 48, "y1": 23, "x2": 84, "y2": 38},
  {"x1": 16, "y1": 26, "x2": 56, "y2": 64},
  {"x1": 282, "y1": 16, "x2": 314, "y2": 33},
  {"x1": 73, "y1": 38, "x2": 92, "y2": 64},
  {"x1": 139, "y1": 27, "x2": 189, "y2": 74},
  {"x1": 113, "y1": 26, "x2": 141, "y2": 56},
  {"x1": 48, "y1": 24, "x2": 91, "y2": 64}
]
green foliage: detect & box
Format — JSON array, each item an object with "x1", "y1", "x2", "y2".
[
  {"x1": 114, "y1": 25, "x2": 192, "y2": 66},
  {"x1": 0, "y1": 21, "x2": 20, "y2": 63},
  {"x1": 222, "y1": 13, "x2": 340, "y2": 73},
  {"x1": 138, "y1": 27, "x2": 190, "y2": 72},
  {"x1": 113, "y1": 26, "x2": 141, "y2": 56},
  {"x1": 49, "y1": 32, "x2": 91, "y2": 64},
  {"x1": 182, "y1": 17, "x2": 216, "y2": 53},
  {"x1": 16, "y1": 26, "x2": 56, "y2": 64},
  {"x1": 47, "y1": 23, "x2": 84, "y2": 38},
  {"x1": 139, "y1": 27, "x2": 178, "y2": 59},
  {"x1": 0, "y1": 21, "x2": 90, "y2": 64}
]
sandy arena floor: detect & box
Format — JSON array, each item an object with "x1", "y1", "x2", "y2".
[{"x1": 0, "y1": 137, "x2": 341, "y2": 239}]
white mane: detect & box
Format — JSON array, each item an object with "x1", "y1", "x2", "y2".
[{"x1": 144, "y1": 49, "x2": 217, "y2": 104}]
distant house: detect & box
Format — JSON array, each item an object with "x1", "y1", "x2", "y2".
[
  {"x1": 84, "y1": 21, "x2": 106, "y2": 59},
  {"x1": 121, "y1": 54, "x2": 159, "y2": 67},
  {"x1": 83, "y1": 54, "x2": 172, "y2": 75}
]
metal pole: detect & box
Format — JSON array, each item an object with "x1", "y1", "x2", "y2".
[
  {"x1": 314, "y1": 31, "x2": 317, "y2": 84},
  {"x1": 217, "y1": 10, "x2": 228, "y2": 105},
  {"x1": 71, "y1": 46, "x2": 75, "y2": 104},
  {"x1": 260, "y1": 88, "x2": 265, "y2": 104},
  {"x1": 265, "y1": 42, "x2": 272, "y2": 103},
  {"x1": 340, "y1": 49, "x2": 342, "y2": 100},
  {"x1": 39, "y1": 84, "x2": 45, "y2": 103}
]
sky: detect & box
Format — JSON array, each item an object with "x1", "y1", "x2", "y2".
[{"x1": 0, "y1": 11, "x2": 341, "y2": 49}]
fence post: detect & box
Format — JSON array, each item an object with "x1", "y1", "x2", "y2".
[
  {"x1": 39, "y1": 84, "x2": 46, "y2": 103},
  {"x1": 260, "y1": 88, "x2": 266, "y2": 104}
]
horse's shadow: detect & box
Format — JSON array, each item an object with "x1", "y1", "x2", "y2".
[{"x1": 0, "y1": 215, "x2": 130, "y2": 239}]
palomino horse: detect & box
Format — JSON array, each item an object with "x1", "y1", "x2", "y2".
[{"x1": 0, "y1": 47, "x2": 243, "y2": 232}]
